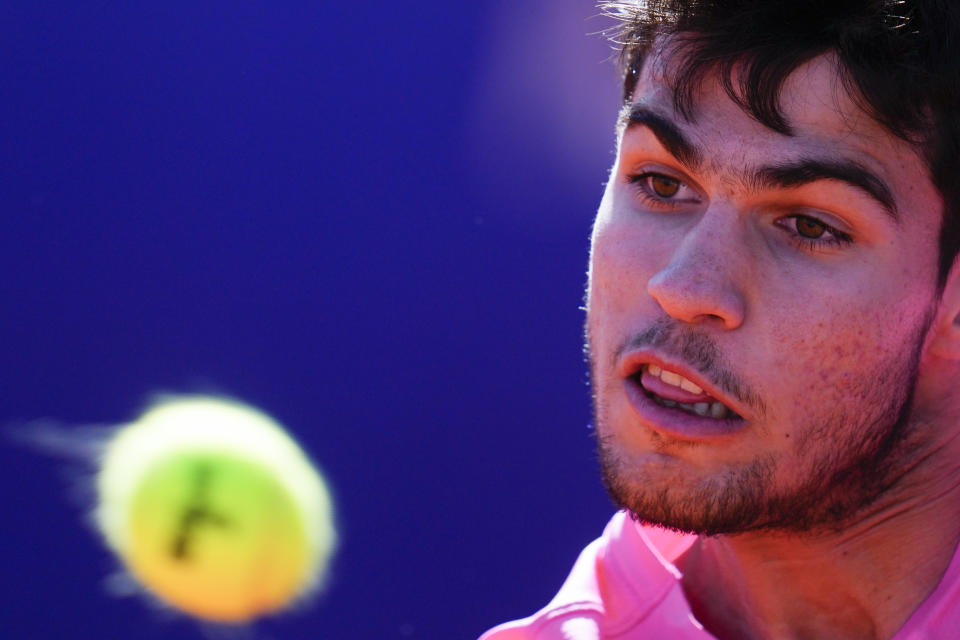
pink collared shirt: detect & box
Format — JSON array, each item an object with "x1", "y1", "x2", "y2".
[{"x1": 480, "y1": 511, "x2": 960, "y2": 639}]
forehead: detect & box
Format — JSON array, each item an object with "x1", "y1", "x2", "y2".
[{"x1": 626, "y1": 39, "x2": 937, "y2": 215}]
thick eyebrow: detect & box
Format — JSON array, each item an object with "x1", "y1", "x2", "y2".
[
  {"x1": 620, "y1": 105, "x2": 900, "y2": 224},
  {"x1": 755, "y1": 160, "x2": 899, "y2": 224},
  {"x1": 620, "y1": 105, "x2": 702, "y2": 171}
]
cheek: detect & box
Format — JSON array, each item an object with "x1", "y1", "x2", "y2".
[
  {"x1": 588, "y1": 206, "x2": 652, "y2": 379},
  {"x1": 761, "y1": 292, "x2": 926, "y2": 433},
  {"x1": 588, "y1": 207, "x2": 668, "y2": 322}
]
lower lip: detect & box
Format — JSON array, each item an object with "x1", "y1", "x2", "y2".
[{"x1": 622, "y1": 376, "x2": 747, "y2": 440}]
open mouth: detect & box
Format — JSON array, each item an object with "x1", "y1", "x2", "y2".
[{"x1": 630, "y1": 363, "x2": 742, "y2": 421}]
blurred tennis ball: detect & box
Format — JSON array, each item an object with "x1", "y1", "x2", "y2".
[{"x1": 95, "y1": 395, "x2": 336, "y2": 623}]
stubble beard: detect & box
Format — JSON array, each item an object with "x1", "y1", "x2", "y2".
[{"x1": 588, "y1": 319, "x2": 932, "y2": 537}]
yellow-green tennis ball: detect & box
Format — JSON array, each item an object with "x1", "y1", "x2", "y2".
[{"x1": 95, "y1": 396, "x2": 336, "y2": 623}]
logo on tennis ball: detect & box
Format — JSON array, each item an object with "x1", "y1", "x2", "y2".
[
  {"x1": 96, "y1": 396, "x2": 336, "y2": 623},
  {"x1": 169, "y1": 463, "x2": 232, "y2": 561}
]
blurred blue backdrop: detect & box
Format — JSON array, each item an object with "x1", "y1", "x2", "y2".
[{"x1": 0, "y1": 1, "x2": 619, "y2": 638}]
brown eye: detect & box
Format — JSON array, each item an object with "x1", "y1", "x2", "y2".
[
  {"x1": 795, "y1": 216, "x2": 826, "y2": 238},
  {"x1": 650, "y1": 175, "x2": 680, "y2": 198}
]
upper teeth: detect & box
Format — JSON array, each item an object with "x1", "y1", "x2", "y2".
[{"x1": 648, "y1": 364, "x2": 703, "y2": 395}]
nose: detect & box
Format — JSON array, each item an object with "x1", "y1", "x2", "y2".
[{"x1": 646, "y1": 211, "x2": 747, "y2": 330}]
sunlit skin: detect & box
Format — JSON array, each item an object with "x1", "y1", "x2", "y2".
[{"x1": 586, "y1": 38, "x2": 960, "y2": 640}]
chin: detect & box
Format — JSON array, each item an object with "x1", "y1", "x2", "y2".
[{"x1": 595, "y1": 432, "x2": 775, "y2": 535}]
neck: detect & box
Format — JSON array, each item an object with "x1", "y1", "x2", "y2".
[{"x1": 678, "y1": 411, "x2": 960, "y2": 640}]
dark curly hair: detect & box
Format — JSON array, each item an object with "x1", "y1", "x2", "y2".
[{"x1": 600, "y1": 0, "x2": 960, "y2": 289}]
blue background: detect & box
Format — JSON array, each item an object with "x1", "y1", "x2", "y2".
[{"x1": 0, "y1": 2, "x2": 619, "y2": 638}]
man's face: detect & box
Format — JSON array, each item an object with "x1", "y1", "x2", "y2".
[{"x1": 586, "y1": 43, "x2": 945, "y2": 535}]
